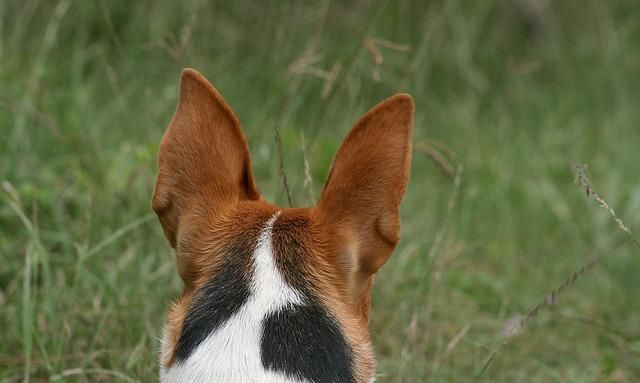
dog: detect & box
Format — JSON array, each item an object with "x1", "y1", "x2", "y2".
[{"x1": 152, "y1": 68, "x2": 413, "y2": 382}]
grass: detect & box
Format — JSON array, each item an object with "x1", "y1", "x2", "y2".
[{"x1": 1, "y1": 0, "x2": 639, "y2": 381}]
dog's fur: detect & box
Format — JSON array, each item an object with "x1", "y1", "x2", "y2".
[{"x1": 153, "y1": 69, "x2": 413, "y2": 382}]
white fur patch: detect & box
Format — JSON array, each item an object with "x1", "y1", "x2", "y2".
[{"x1": 161, "y1": 212, "x2": 309, "y2": 383}]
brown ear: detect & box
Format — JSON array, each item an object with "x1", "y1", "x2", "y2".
[
  {"x1": 152, "y1": 69, "x2": 260, "y2": 247},
  {"x1": 317, "y1": 94, "x2": 413, "y2": 274}
]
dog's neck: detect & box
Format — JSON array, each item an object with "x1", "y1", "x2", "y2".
[{"x1": 160, "y1": 212, "x2": 374, "y2": 383}]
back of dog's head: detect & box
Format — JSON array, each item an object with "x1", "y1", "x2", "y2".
[{"x1": 154, "y1": 69, "x2": 413, "y2": 382}]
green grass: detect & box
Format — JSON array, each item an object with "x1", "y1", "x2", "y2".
[{"x1": 1, "y1": 0, "x2": 640, "y2": 381}]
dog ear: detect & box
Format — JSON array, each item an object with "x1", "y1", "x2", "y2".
[
  {"x1": 152, "y1": 69, "x2": 260, "y2": 247},
  {"x1": 317, "y1": 94, "x2": 413, "y2": 275}
]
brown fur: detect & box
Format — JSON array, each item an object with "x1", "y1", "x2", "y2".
[{"x1": 153, "y1": 68, "x2": 413, "y2": 381}]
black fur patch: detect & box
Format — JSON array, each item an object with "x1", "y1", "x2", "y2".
[
  {"x1": 261, "y1": 302, "x2": 355, "y2": 383},
  {"x1": 173, "y1": 243, "x2": 253, "y2": 362},
  {"x1": 263, "y1": 213, "x2": 355, "y2": 383}
]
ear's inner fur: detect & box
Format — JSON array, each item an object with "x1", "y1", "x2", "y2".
[{"x1": 170, "y1": 212, "x2": 355, "y2": 383}]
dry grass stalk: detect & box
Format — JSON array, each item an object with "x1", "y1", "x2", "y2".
[
  {"x1": 513, "y1": 164, "x2": 639, "y2": 334},
  {"x1": 475, "y1": 163, "x2": 639, "y2": 381},
  {"x1": 363, "y1": 37, "x2": 410, "y2": 82},
  {"x1": 415, "y1": 142, "x2": 456, "y2": 178},
  {"x1": 396, "y1": 164, "x2": 463, "y2": 377},
  {"x1": 573, "y1": 164, "x2": 640, "y2": 249},
  {"x1": 287, "y1": 49, "x2": 341, "y2": 98},
  {"x1": 512, "y1": 258, "x2": 599, "y2": 336},
  {"x1": 274, "y1": 126, "x2": 294, "y2": 207},
  {"x1": 300, "y1": 132, "x2": 316, "y2": 204}
]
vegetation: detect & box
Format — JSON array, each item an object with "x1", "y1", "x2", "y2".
[{"x1": 1, "y1": 0, "x2": 639, "y2": 381}]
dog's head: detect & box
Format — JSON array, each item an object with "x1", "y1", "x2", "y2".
[{"x1": 153, "y1": 69, "x2": 413, "y2": 382}]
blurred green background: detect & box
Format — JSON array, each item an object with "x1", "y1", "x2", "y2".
[{"x1": 1, "y1": 0, "x2": 639, "y2": 382}]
